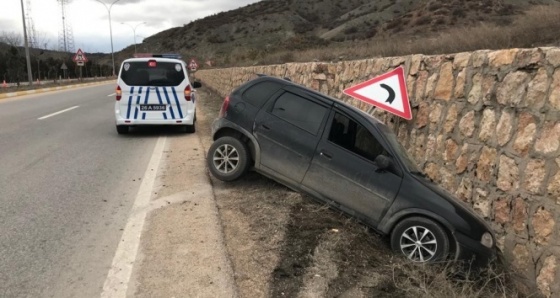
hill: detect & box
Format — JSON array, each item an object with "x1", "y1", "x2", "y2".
[
  {"x1": 4, "y1": 0, "x2": 560, "y2": 83},
  {"x1": 121, "y1": 0, "x2": 560, "y2": 67}
]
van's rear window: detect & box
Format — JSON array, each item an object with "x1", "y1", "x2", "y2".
[{"x1": 120, "y1": 61, "x2": 185, "y2": 86}]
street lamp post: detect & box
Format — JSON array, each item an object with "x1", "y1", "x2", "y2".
[
  {"x1": 121, "y1": 22, "x2": 146, "y2": 54},
  {"x1": 19, "y1": 0, "x2": 33, "y2": 85},
  {"x1": 94, "y1": 0, "x2": 121, "y2": 76}
]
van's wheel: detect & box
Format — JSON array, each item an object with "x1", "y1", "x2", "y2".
[
  {"x1": 391, "y1": 217, "x2": 450, "y2": 263},
  {"x1": 207, "y1": 136, "x2": 249, "y2": 181},
  {"x1": 185, "y1": 123, "x2": 195, "y2": 133},
  {"x1": 116, "y1": 125, "x2": 129, "y2": 134},
  {"x1": 184, "y1": 112, "x2": 196, "y2": 133}
]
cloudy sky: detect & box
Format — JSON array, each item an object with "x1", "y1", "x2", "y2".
[{"x1": 2, "y1": 0, "x2": 262, "y2": 53}]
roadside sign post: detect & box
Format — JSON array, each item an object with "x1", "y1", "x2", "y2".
[
  {"x1": 72, "y1": 49, "x2": 89, "y2": 81},
  {"x1": 188, "y1": 58, "x2": 198, "y2": 72},
  {"x1": 343, "y1": 66, "x2": 412, "y2": 120},
  {"x1": 188, "y1": 58, "x2": 199, "y2": 82},
  {"x1": 60, "y1": 62, "x2": 68, "y2": 81}
]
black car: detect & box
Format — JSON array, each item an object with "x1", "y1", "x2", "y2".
[{"x1": 207, "y1": 75, "x2": 497, "y2": 265}]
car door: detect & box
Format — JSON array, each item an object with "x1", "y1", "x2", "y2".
[
  {"x1": 301, "y1": 109, "x2": 402, "y2": 225},
  {"x1": 253, "y1": 90, "x2": 330, "y2": 184}
]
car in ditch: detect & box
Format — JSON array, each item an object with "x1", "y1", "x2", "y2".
[{"x1": 206, "y1": 75, "x2": 497, "y2": 265}]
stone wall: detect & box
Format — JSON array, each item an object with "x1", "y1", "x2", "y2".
[{"x1": 196, "y1": 47, "x2": 560, "y2": 297}]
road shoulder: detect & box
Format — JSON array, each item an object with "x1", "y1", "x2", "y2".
[{"x1": 128, "y1": 98, "x2": 237, "y2": 297}]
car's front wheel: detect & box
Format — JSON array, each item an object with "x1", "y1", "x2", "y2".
[
  {"x1": 390, "y1": 217, "x2": 450, "y2": 263},
  {"x1": 207, "y1": 136, "x2": 250, "y2": 181}
]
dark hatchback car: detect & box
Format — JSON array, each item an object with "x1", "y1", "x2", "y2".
[{"x1": 207, "y1": 75, "x2": 497, "y2": 265}]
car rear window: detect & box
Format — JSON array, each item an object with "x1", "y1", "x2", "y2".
[
  {"x1": 120, "y1": 61, "x2": 185, "y2": 86},
  {"x1": 242, "y1": 81, "x2": 283, "y2": 108}
]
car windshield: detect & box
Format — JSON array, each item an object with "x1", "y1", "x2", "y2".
[
  {"x1": 377, "y1": 124, "x2": 421, "y2": 173},
  {"x1": 120, "y1": 61, "x2": 185, "y2": 86}
]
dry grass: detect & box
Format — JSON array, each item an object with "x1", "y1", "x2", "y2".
[
  {"x1": 385, "y1": 258, "x2": 536, "y2": 298},
  {"x1": 225, "y1": 5, "x2": 560, "y2": 67}
]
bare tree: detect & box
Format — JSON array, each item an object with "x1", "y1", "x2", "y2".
[
  {"x1": 0, "y1": 31, "x2": 23, "y2": 47},
  {"x1": 35, "y1": 31, "x2": 51, "y2": 50}
]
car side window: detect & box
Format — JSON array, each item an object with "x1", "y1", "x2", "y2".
[
  {"x1": 271, "y1": 92, "x2": 327, "y2": 135},
  {"x1": 242, "y1": 81, "x2": 284, "y2": 108},
  {"x1": 328, "y1": 113, "x2": 387, "y2": 162}
]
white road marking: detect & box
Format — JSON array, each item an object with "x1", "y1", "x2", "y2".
[
  {"x1": 107, "y1": 93, "x2": 116, "y2": 97},
  {"x1": 38, "y1": 106, "x2": 80, "y2": 120},
  {"x1": 101, "y1": 136, "x2": 166, "y2": 298}
]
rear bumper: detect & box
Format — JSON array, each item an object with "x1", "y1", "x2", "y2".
[{"x1": 115, "y1": 109, "x2": 195, "y2": 126}]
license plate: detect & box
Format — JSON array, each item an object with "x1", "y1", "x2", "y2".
[{"x1": 140, "y1": 104, "x2": 166, "y2": 111}]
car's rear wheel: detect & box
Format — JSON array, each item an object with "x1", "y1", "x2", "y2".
[
  {"x1": 116, "y1": 125, "x2": 129, "y2": 134},
  {"x1": 391, "y1": 217, "x2": 450, "y2": 263},
  {"x1": 207, "y1": 136, "x2": 249, "y2": 181}
]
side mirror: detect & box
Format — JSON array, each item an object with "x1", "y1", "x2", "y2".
[
  {"x1": 374, "y1": 154, "x2": 392, "y2": 170},
  {"x1": 192, "y1": 81, "x2": 202, "y2": 88}
]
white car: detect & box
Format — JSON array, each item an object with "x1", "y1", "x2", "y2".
[{"x1": 114, "y1": 54, "x2": 202, "y2": 134}]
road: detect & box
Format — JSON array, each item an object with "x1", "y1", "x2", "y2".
[{"x1": 0, "y1": 83, "x2": 161, "y2": 298}]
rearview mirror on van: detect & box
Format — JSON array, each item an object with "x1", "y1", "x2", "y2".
[{"x1": 192, "y1": 82, "x2": 202, "y2": 88}]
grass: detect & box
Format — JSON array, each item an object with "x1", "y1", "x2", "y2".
[
  {"x1": 223, "y1": 5, "x2": 560, "y2": 67},
  {"x1": 386, "y1": 259, "x2": 534, "y2": 298}
]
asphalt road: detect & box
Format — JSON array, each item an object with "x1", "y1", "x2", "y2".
[{"x1": 0, "y1": 83, "x2": 160, "y2": 298}]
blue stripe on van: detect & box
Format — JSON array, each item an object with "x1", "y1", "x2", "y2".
[
  {"x1": 155, "y1": 87, "x2": 163, "y2": 104},
  {"x1": 126, "y1": 86, "x2": 134, "y2": 119},
  {"x1": 163, "y1": 87, "x2": 176, "y2": 119},
  {"x1": 155, "y1": 87, "x2": 169, "y2": 120},
  {"x1": 163, "y1": 113, "x2": 168, "y2": 120},
  {"x1": 134, "y1": 87, "x2": 142, "y2": 119},
  {"x1": 142, "y1": 87, "x2": 150, "y2": 120},
  {"x1": 171, "y1": 88, "x2": 184, "y2": 119}
]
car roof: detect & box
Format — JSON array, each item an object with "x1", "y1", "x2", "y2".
[{"x1": 122, "y1": 57, "x2": 186, "y2": 63}]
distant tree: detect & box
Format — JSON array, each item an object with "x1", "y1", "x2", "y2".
[
  {"x1": 0, "y1": 31, "x2": 23, "y2": 47},
  {"x1": 6, "y1": 46, "x2": 23, "y2": 84}
]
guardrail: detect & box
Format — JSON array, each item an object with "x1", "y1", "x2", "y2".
[
  {"x1": 0, "y1": 79, "x2": 115, "y2": 100},
  {"x1": 1, "y1": 77, "x2": 111, "y2": 88}
]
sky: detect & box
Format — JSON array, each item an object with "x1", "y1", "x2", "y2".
[{"x1": 2, "y1": 0, "x2": 262, "y2": 53}]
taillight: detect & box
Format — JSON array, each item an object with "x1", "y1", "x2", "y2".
[
  {"x1": 219, "y1": 96, "x2": 230, "y2": 118},
  {"x1": 184, "y1": 85, "x2": 192, "y2": 101},
  {"x1": 148, "y1": 60, "x2": 157, "y2": 67},
  {"x1": 116, "y1": 85, "x2": 122, "y2": 101}
]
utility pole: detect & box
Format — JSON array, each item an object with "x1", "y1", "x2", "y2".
[
  {"x1": 20, "y1": 0, "x2": 33, "y2": 85},
  {"x1": 121, "y1": 22, "x2": 145, "y2": 54},
  {"x1": 94, "y1": 0, "x2": 121, "y2": 77}
]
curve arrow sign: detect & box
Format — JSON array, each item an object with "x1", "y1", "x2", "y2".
[{"x1": 343, "y1": 66, "x2": 412, "y2": 120}]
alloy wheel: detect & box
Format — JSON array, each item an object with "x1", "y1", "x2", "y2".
[
  {"x1": 399, "y1": 226, "x2": 438, "y2": 262},
  {"x1": 213, "y1": 144, "x2": 240, "y2": 174}
]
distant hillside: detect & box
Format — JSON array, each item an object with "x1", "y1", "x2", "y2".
[
  {"x1": 118, "y1": 0, "x2": 559, "y2": 67},
  {"x1": 4, "y1": 0, "x2": 560, "y2": 80}
]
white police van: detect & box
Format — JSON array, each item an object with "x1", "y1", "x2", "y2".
[{"x1": 114, "y1": 54, "x2": 202, "y2": 134}]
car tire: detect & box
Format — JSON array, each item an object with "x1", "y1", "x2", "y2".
[
  {"x1": 207, "y1": 136, "x2": 250, "y2": 181},
  {"x1": 116, "y1": 125, "x2": 129, "y2": 134},
  {"x1": 390, "y1": 217, "x2": 450, "y2": 263}
]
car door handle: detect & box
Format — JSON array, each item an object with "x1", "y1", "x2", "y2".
[
  {"x1": 319, "y1": 151, "x2": 332, "y2": 159},
  {"x1": 261, "y1": 124, "x2": 270, "y2": 130}
]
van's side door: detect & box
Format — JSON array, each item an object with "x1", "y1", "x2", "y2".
[
  {"x1": 253, "y1": 90, "x2": 330, "y2": 184},
  {"x1": 302, "y1": 109, "x2": 402, "y2": 225}
]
